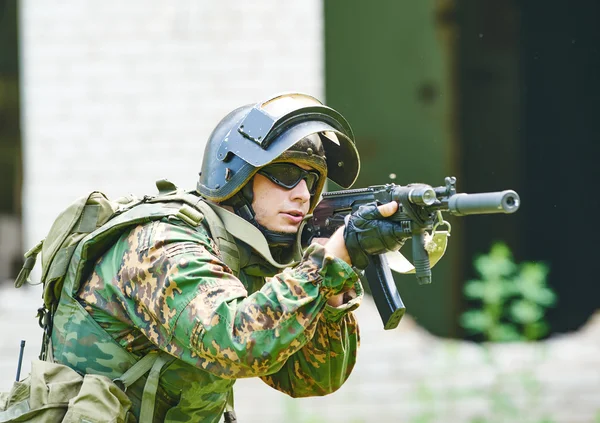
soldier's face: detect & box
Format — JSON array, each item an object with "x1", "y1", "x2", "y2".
[{"x1": 252, "y1": 163, "x2": 313, "y2": 234}]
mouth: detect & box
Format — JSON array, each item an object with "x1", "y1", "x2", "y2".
[
  {"x1": 284, "y1": 210, "x2": 305, "y2": 218},
  {"x1": 281, "y1": 210, "x2": 305, "y2": 224}
]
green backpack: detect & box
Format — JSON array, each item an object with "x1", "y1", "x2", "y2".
[
  {"x1": 0, "y1": 180, "x2": 240, "y2": 423},
  {"x1": 0, "y1": 351, "x2": 169, "y2": 423}
]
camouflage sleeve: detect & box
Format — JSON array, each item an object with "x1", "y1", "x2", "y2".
[
  {"x1": 107, "y1": 220, "x2": 360, "y2": 380},
  {"x1": 259, "y1": 281, "x2": 363, "y2": 397},
  {"x1": 167, "y1": 242, "x2": 360, "y2": 379}
]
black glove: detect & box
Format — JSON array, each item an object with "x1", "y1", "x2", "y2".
[{"x1": 343, "y1": 202, "x2": 407, "y2": 270}]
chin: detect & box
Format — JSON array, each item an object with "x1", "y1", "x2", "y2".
[
  {"x1": 269, "y1": 222, "x2": 300, "y2": 234},
  {"x1": 276, "y1": 226, "x2": 299, "y2": 234},
  {"x1": 256, "y1": 216, "x2": 300, "y2": 234}
]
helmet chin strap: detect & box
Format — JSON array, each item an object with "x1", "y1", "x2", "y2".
[
  {"x1": 253, "y1": 221, "x2": 297, "y2": 248},
  {"x1": 227, "y1": 184, "x2": 297, "y2": 248}
]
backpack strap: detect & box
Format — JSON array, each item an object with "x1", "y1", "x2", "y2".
[
  {"x1": 113, "y1": 351, "x2": 175, "y2": 423},
  {"x1": 14, "y1": 239, "x2": 44, "y2": 288},
  {"x1": 113, "y1": 352, "x2": 161, "y2": 390},
  {"x1": 139, "y1": 353, "x2": 176, "y2": 422},
  {"x1": 192, "y1": 201, "x2": 241, "y2": 275},
  {"x1": 143, "y1": 189, "x2": 241, "y2": 275},
  {"x1": 224, "y1": 388, "x2": 237, "y2": 423}
]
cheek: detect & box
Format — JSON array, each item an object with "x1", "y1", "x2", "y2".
[
  {"x1": 254, "y1": 190, "x2": 281, "y2": 212},
  {"x1": 251, "y1": 176, "x2": 277, "y2": 219},
  {"x1": 252, "y1": 190, "x2": 284, "y2": 229},
  {"x1": 252, "y1": 192, "x2": 269, "y2": 216}
]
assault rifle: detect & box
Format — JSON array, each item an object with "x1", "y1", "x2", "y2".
[{"x1": 302, "y1": 176, "x2": 520, "y2": 330}]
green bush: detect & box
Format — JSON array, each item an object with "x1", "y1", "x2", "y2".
[{"x1": 460, "y1": 242, "x2": 556, "y2": 342}]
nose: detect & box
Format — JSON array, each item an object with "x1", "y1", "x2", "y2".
[{"x1": 289, "y1": 179, "x2": 311, "y2": 204}]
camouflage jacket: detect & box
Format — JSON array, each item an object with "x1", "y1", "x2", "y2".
[{"x1": 52, "y1": 214, "x2": 362, "y2": 422}]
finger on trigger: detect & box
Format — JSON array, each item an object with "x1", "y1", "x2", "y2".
[{"x1": 377, "y1": 201, "x2": 398, "y2": 217}]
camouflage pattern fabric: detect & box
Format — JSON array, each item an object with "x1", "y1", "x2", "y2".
[{"x1": 52, "y1": 217, "x2": 362, "y2": 422}]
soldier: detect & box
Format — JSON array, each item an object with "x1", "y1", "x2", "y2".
[{"x1": 51, "y1": 93, "x2": 407, "y2": 422}]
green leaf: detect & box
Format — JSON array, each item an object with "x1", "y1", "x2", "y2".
[
  {"x1": 520, "y1": 262, "x2": 550, "y2": 285},
  {"x1": 519, "y1": 283, "x2": 557, "y2": 306},
  {"x1": 509, "y1": 300, "x2": 544, "y2": 324},
  {"x1": 489, "y1": 323, "x2": 522, "y2": 342},
  {"x1": 524, "y1": 321, "x2": 550, "y2": 340},
  {"x1": 513, "y1": 263, "x2": 556, "y2": 306},
  {"x1": 460, "y1": 310, "x2": 491, "y2": 333},
  {"x1": 481, "y1": 279, "x2": 511, "y2": 304},
  {"x1": 464, "y1": 279, "x2": 486, "y2": 299},
  {"x1": 473, "y1": 242, "x2": 517, "y2": 280}
]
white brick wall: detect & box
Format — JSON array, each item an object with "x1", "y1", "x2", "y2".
[{"x1": 20, "y1": 0, "x2": 324, "y2": 249}]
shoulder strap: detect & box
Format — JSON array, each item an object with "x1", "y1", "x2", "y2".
[
  {"x1": 61, "y1": 202, "x2": 180, "y2": 296},
  {"x1": 224, "y1": 388, "x2": 237, "y2": 423},
  {"x1": 113, "y1": 351, "x2": 175, "y2": 423},
  {"x1": 14, "y1": 239, "x2": 44, "y2": 288},
  {"x1": 145, "y1": 190, "x2": 241, "y2": 275},
  {"x1": 139, "y1": 353, "x2": 175, "y2": 422},
  {"x1": 192, "y1": 200, "x2": 240, "y2": 275}
]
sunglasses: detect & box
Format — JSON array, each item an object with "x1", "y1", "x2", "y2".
[{"x1": 258, "y1": 163, "x2": 321, "y2": 195}]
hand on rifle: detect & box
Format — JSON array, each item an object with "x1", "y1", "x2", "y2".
[
  {"x1": 317, "y1": 201, "x2": 405, "y2": 306},
  {"x1": 342, "y1": 201, "x2": 407, "y2": 270}
]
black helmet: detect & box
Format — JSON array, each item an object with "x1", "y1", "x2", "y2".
[{"x1": 197, "y1": 93, "x2": 360, "y2": 213}]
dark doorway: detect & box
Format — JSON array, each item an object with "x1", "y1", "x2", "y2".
[
  {"x1": 519, "y1": 2, "x2": 600, "y2": 333},
  {"x1": 458, "y1": 1, "x2": 600, "y2": 335}
]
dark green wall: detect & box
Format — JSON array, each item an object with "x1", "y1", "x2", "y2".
[
  {"x1": 454, "y1": 2, "x2": 524, "y2": 340},
  {"x1": 0, "y1": 0, "x2": 21, "y2": 216},
  {"x1": 324, "y1": 0, "x2": 461, "y2": 336}
]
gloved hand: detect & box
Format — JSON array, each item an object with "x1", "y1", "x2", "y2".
[{"x1": 343, "y1": 201, "x2": 407, "y2": 270}]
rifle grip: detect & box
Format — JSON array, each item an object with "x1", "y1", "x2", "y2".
[
  {"x1": 412, "y1": 231, "x2": 432, "y2": 284},
  {"x1": 364, "y1": 254, "x2": 406, "y2": 330}
]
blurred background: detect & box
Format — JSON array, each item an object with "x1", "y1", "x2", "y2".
[{"x1": 0, "y1": 1, "x2": 599, "y2": 422}]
